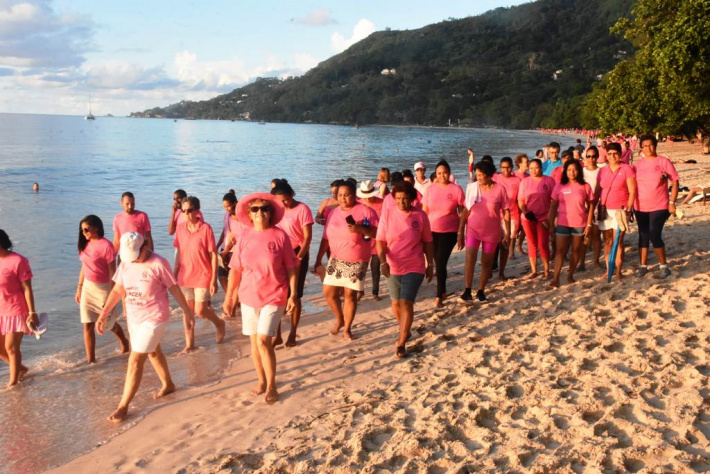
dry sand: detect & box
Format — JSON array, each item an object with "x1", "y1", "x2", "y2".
[{"x1": 51, "y1": 141, "x2": 710, "y2": 473}]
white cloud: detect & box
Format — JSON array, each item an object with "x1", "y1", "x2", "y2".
[
  {"x1": 293, "y1": 8, "x2": 336, "y2": 26},
  {"x1": 86, "y1": 61, "x2": 179, "y2": 90},
  {"x1": 293, "y1": 52, "x2": 318, "y2": 73},
  {"x1": 331, "y1": 19, "x2": 376, "y2": 53}
]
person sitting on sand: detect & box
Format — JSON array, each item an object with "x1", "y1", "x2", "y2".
[
  {"x1": 421, "y1": 159, "x2": 465, "y2": 308},
  {"x1": 458, "y1": 161, "x2": 511, "y2": 303},
  {"x1": 173, "y1": 196, "x2": 226, "y2": 354},
  {"x1": 113, "y1": 191, "x2": 153, "y2": 253},
  {"x1": 314, "y1": 180, "x2": 378, "y2": 340},
  {"x1": 376, "y1": 182, "x2": 434, "y2": 358},
  {"x1": 633, "y1": 135, "x2": 679, "y2": 279},
  {"x1": 0, "y1": 229, "x2": 39, "y2": 388},
  {"x1": 75, "y1": 215, "x2": 129, "y2": 363},
  {"x1": 223, "y1": 193, "x2": 299, "y2": 403},
  {"x1": 596, "y1": 143, "x2": 637, "y2": 280},
  {"x1": 680, "y1": 185, "x2": 710, "y2": 205},
  {"x1": 518, "y1": 158, "x2": 556, "y2": 279},
  {"x1": 547, "y1": 160, "x2": 595, "y2": 288},
  {"x1": 315, "y1": 179, "x2": 343, "y2": 225},
  {"x1": 272, "y1": 181, "x2": 313, "y2": 347},
  {"x1": 97, "y1": 232, "x2": 192, "y2": 422}
]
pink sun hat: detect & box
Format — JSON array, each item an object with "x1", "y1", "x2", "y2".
[{"x1": 235, "y1": 192, "x2": 286, "y2": 227}]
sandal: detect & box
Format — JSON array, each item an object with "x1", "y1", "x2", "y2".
[{"x1": 395, "y1": 346, "x2": 406, "y2": 359}]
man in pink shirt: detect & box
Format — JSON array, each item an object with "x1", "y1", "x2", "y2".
[
  {"x1": 633, "y1": 135, "x2": 680, "y2": 278},
  {"x1": 112, "y1": 191, "x2": 154, "y2": 253},
  {"x1": 97, "y1": 232, "x2": 194, "y2": 422}
]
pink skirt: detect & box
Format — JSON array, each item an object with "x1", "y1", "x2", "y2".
[{"x1": 0, "y1": 314, "x2": 33, "y2": 336}]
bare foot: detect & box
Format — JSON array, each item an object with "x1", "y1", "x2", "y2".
[
  {"x1": 524, "y1": 272, "x2": 539, "y2": 280},
  {"x1": 406, "y1": 331, "x2": 412, "y2": 342},
  {"x1": 265, "y1": 389, "x2": 279, "y2": 404},
  {"x1": 215, "y1": 319, "x2": 226, "y2": 344},
  {"x1": 178, "y1": 346, "x2": 195, "y2": 356},
  {"x1": 329, "y1": 322, "x2": 343, "y2": 336},
  {"x1": 285, "y1": 334, "x2": 297, "y2": 347},
  {"x1": 108, "y1": 406, "x2": 129, "y2": 423},
  {"x1": 343, "y1": 330, "x2": 357, "y2": 341},
  {"x1": 543, "y1": 271, "x2": 551, "y2": 279},
  {"x1": 498, "y1": 273, "x2": 512, "y2": 281},
  {"x1": 549, "y1": 279, "x2": 560, "y2": 289},
  {"x1": 441, "y1": 292, "x2": 453, "y2": 300},
  {"x1": 273, "y1": 335, "x2": 284, "y2": 347},
  {"x1": 434, "y1": 297, "x2": 443, "y2": 308},
  {"x1": 357, "y1": 291, "x2": 364, "y2": 302},
  {"x1": 567, "y1": 275, "x2": 576, "y2": 284},
  {"x1": 251, "y1": 383, "x2": 266, "y2": 396},
  {"x1": 154, "y1": 382, "x2": 175, "y2": 399},
  {"x1": 19, "y1": 365, "x2": 29, "y2": 380}
]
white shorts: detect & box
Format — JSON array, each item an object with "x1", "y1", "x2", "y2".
[
  {"x1": 241, "y1": 304, "x2": 284, "y2": 337},
  {"x1": 598, "y1": 208, "x2": 622, "y2": 232},
  {"x1": 127, "y1": 319, "x2": 167, "y2": 353},
  {"x1": 180, "y1": 287, "x2": 210, "y2": 303}
]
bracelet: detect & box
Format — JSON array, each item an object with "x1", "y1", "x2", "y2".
[{"x1": 28, "y1": 311, "x2": 37, "y2": 315}]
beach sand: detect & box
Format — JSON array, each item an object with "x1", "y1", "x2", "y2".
[{"x1": 51, "y1": 141, "x2": 710, "y2": 473}]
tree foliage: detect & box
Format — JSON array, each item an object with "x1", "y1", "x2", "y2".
[
  {"x1": 134, "y1": 0, "x2": 633, "y2": 130},
  {"x1": 588, "y1": 0, "x2": 710, "y2": 135}
]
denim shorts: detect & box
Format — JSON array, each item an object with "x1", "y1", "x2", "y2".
[
  {"x1": 556, "y1": 225, "x2": 585, "y2": 237},
  {"x1": 386, "y1": 272, "x2": 425, "y2": 302}
]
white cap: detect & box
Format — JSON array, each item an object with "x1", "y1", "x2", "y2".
[
  {"x1": 414, "y1": 161, "x2": 426, "y2": 170},
  {"x1": 119, "y1": 232, "x2": 145, "y2": 263}
]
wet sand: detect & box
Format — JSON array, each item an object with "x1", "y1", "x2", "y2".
[{"x1": 50, "y1": 140, "x2": 710, "y2": 472}]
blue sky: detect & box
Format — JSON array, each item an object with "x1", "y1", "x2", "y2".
[{"x1": 0, "y1": 0, "x2": 530, "y2": 115}]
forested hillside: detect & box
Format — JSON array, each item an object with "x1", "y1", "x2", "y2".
[{"x1": 133, "y1": 0, "x2": 633, "y2": 129}]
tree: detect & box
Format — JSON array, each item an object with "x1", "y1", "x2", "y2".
[{"x1": 589, "y1": 0, "x2": 710, "y2": 136}]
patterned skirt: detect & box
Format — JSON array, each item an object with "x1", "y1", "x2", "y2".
[{"x1": 322, "y1": 257, "x2": 368, "y2": 291}]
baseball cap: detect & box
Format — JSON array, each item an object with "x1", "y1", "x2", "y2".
[{"x1": 119, "y1": 232, "x2": 145, "y2": 263}]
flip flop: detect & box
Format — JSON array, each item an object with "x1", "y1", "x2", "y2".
[{"x1": 26, "y1": 312, "x2": 49, "y2": 340}]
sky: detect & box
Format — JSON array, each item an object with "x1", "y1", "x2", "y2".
[{"x1": 0, "y1": 0, "x2": 530, "y2": 116}]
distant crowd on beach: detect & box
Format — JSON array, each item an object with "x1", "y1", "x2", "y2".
[{"x1": 2, "y1": 132, "x2": 696, "y2": 422}]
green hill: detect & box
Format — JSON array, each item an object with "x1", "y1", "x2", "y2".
[{"x1": 132, "y1": 0, "x2": 632, "y2": 129}]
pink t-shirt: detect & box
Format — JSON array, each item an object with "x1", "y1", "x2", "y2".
[
  {"x1": 0, "y1": 252, "x2": 32, "y2": 316},
  {"x1": 597, "y1": 164, "x2": 636, "y2": 210},
  {"x1": 277, "y1": 202, "x2": 314, "y2": 250},
  {"x1": 598, "y1": 147, "x2": 608, "y2": 164},
  {"x1": 552, "y1": 182, "x2": 594, "y2": 228},
  {"x1": 518, "y1": 176, "x2": 556, "y2": 221},
  {"x1": 551, "y1": 166, "x2": 564, "y2": 184},
  {"x1": 173, "y1": 222, "x2": 217, "y2": 288},
  {"x1": 174, "y1": 209, "x2": 203, "y2": 227},
  {"x1": 465, "y1": 183, "x2": 509, "y2": 243},
  {"x1": 80, "y1": 238, "x2": 116, "y2": 284},
  {"x1": 633, "y1": 156, "x2": 679, "y2": 212},
  {"x1": 324, "y1": 204, "x2": 379, "y2": 263},
  {"x1": 514, "y1": 170, "x2": 529, "y2": 180},
  {"x1": 113, "y1": 211, "x2": 152, "y2": 241},
  {"x1": 421, "y1": 183, "x2": 464, "y2": 233},
  {"x1": 226, "y1": 216, "x2": 243, "y2": 246},
  {"x1": 229, "y1": 226, "x2": 299, "y2": 308},
  {"x1": 361, "y1": 197, "x2": 384, "y2": 256},
  {"x1": 621, "y1": 149, "x2": 632, "y2": 165},
  {"x1": 493, "y1": 174, "x2": 522, "y2": 219},
  {"x1": 113, "y1": 253, "x2": 177, "y2": 324},
  {"x1": 376, "y1": 207, "x2": 432, "y2": 275}
]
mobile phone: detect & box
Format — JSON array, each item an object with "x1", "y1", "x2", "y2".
[{"x1": 345, "y1": 215, "x2": 356, "y2": 225}]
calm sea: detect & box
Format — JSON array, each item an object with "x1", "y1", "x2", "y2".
[{"x1": 0, "y1": 113, "x2": 572, "y2": 472}]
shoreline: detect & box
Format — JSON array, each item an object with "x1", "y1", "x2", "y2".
[{"x1": 49, "y1": 141, "x2": 710, "y2": 472}]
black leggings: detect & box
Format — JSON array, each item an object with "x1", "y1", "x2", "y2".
[
  {"x1": 369, "y1": 254, "x2": 381, "y2": 296},
  {"x1": 636, "y1": 210, "x2": 669, "y2": 249},
  {"x1": 432, "y1": 232, "x2": 458, "y2": 298}
]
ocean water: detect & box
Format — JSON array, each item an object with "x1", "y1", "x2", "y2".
[{"x1": 0, "y1": 113, "x2": 572, "y2": 472}]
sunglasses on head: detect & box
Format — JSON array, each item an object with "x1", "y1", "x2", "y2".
[{"x1": 249, "y1": 205, "x2": 272, "y2": 213}]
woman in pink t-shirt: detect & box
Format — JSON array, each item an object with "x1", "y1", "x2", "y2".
[
  {"x1": 376, "y1": 182, "x2": 434, "y2": 358},
  {"x1": 421, "y1": 159, "x2": 465, "y2": 308},
  {"x1": 314, "y1": 181, "x2": 378, "y2": 341},
  {"x1": 315, "y1": 179, "x2": 341, "y2": 225},
  {"x1": 76, "y1": 215, "x2": 129, "y2": 363},
  {"x1": 547, "y1": 160, "x2": 595, "y2": 288},
  {"x1": 174, "y1": 196, "x2": 226, "y2": 354},
  {"x1": 97, "y1": 232, "x2": 193, "y2": 422},
  {"x1": 596, "y1": 143, "x2": 637, "y2": 280},
  {"x1": 633, "y1": 135, "x2": 679, "y2": 278},
  {"x1": 0, "y1": 229, "x2": 39, "y2": 387},
  {"x1": 457, "y1": 162, "x2": 511, "y2": 303},
  {"x1": 494, "y1": 157, "x2": 522, "y2": 276},
  {"x1": 223, "y1": 193, "x2": 299, "y2": 404},
  {"x1": 272, "y1": 180, "x2": 314, "y2": 348},
  {"x1": 518, "y1": 159, "x2": 556, "y2": 278},
  {"x1": 216, "y1": 190, "x2": 238, "y2": 295}
]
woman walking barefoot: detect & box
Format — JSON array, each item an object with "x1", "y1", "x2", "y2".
[
  {"x1": 547, "y1": 161, "x2": 595, "y2": 288},
  {"x1": 518, "y1": 159, "x2": 556, "y2": 278},
  {"x1": 376, "y1": 182, "x2": 434, "y2": 358},
  {"x1": 314, "y1": 181, "x2": 378, "y2": 340},
  {"x1": 0, "y1": 229, "x2": 38, "y2": 387},
  {"x1": 223, "y1": 193, "x2": 299, "y2": 403},
  {"x1": 97, "y1": 232, "x2": 192, "y2": 422},
  {"x1": 76, "y1": 215, "x2": 129, "y2": 363}
]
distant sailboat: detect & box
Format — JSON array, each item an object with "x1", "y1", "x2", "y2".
[{"x1": 85, "y1": 97, "x2": 95, "y2": 120}]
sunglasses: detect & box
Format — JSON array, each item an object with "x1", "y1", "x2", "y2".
[
  {"x1": 585, "y1": 155, "x2": 598, "y2": 159},
  {"x1": 249, "y1": 205, "x2": 272, "y2": 213},
  {"x1": 184, "y1": 208, "x2": 196, "y2": 214}
]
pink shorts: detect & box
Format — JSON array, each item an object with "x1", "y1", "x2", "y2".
[{"x1": 465, "y1": 235, "x2": 498, "y2": 253}]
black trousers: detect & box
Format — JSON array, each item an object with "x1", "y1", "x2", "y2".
[{"x1": 432, "y1": 232, "x2": 458, "y2": 298}]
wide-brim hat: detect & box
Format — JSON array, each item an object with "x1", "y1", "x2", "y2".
[
  {"x1": 235, "y1": 192, "x2": 285, "y2": 227},
  {"x1": 356, "y1": 180, "x2": 378, "y2": 198}
]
